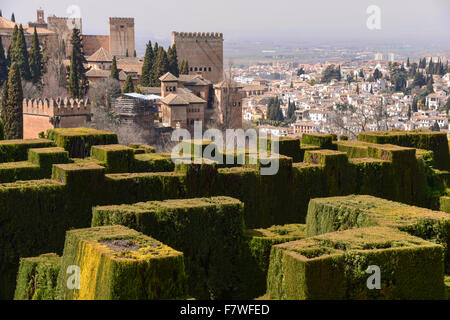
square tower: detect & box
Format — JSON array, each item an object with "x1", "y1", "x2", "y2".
[
  {"x1": 109, "y1": 17, "x2": 135, "y2": 57},
  {"x1": 172, "y1": 32, "x2": 224, "y2": 84}
]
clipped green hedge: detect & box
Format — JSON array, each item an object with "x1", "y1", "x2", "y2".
[
  {"x1": 267, "y1": 226, "x2": 446, "y2": 300},
  {"x1": 243, "y1": 224, "x2": 306, "y2": 298},
  {"x1": 441, "y1": 196, "x2": 450, "y2": 214},
  {"x1": 91, "y1": 145, "x2": 135, "y2": 173},
  {"x1": 28, "y1": 147, "x2": 70, "y2": 177},
  {"x1": 46, "y1": 128, "x2": 118, "y2": 158},
  {"x1": 306, "y1": 195, "x2": 450, "y2": 271},
  {"x1": 14, "y1": 253, "x2": 61, "y2": 300},
  {"x1": 0, "y1": 161, "x2": 41, "y2": 183},
  {"x1": 56, "y1": 225, "x2": 187, "y2": 300},
  {"x1": 134, "y1": 153, "x2": 175, "y2": 172},
  {"x1": 260, "y1": 137, "x2": 302, "y2": 162},
  {"x1": 358, "y1": 130, "x2": 449, "y2": 170},
  {"x1": 92, "y1": 197, "x2": 245, "y2": 300},
  {"x1": 302, "y1": 133, "x2": 334, "y2": 149},
  {"x1": 0, "y1": 139, "x2": 55, "y2": 163},
  {"x1": 129, "y1": 143, "x2": 156, "y2": 154}
]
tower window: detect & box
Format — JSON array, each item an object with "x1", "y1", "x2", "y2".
[{"x1": 208, "y1": 67, "x2": 212, "y2": 72}]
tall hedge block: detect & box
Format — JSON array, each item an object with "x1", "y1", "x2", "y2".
[
  {"x1": 306, "y1": 195, "x2": 450, "y2": 271},
  {"x1": 46, "y1": 128, "x2": 118, "y2": 158},
  {"x1": 92, "y1": 197, "x2": 244, "y2": 300},
  {"x1": 0, "y1": 161, "x2": 41, "y2": 183},
  {"x1": 267, "y1": 227, "x2": 446, "y2": 300},
  {"x1": 129, "y1": 143, "x2": 156, "y2": 154},
  {"x1": 56, "y1": 225, "x2": 187, "y2": 300},
  {"x1": 0, "y1": 139, "x2": 55, "y2": 163},
  {"x1": 302, "y1": 133, "x2": 334, "y2": 149},
  {"x1": 28, "y1": 147, "x2": 70, "y2": 176},
  {"x1": 91, "y1": 145, "x2": 135, "y2": 173},
  {"x1": 14, "y1": 253, "x2": 61, "y2": 300},
  {"x1": 243, "y1": 224, "x2": 306, "y2": 298},
  {"x1": 260, "y1": 137, "x2": 302, "y2": 162},
  {"x1": 358, "y1": 130, "x2": 449, "y2": 170},
  {"x1": 134, "y1": 153, "x2": 175, "y2": 173},
  {"x1": 304, "y1": 150, "x2": 355, "y2": 196},
  {"x1": 440, "y1": 196, "x2": 450, "y2": 214}
]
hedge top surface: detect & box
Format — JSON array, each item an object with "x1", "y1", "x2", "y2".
[
  {"x1": 247, "y1": 224, "x2": 306, "y2": 240},
  {"x1": 0, "y1": 139, "x2": 53, "y2": 146},
  {"x1": 28, "y1": 147, "x2": 67, "y2": 154},
  {"x1": 47, "y1": 128, "x2": 117, "y2": 137},
  {"x1": 95, "y1": 196, "x2": 242, "y2": 213},
  {"x1": 0, "y1": 179, "x2": 63, "y2": 191},
  {"x1": 359, "y1": 130, "x2": 446, "y2": 138},
  {"x1": 105, "y1": 171, "x2": 184, "y2": 181},
  {"x1": 310, "y1": 195, "x2": 450, "y2": 228},
  {"x1": 19, "y1": 253, "x2": 60, "y2": 264},
  {"x1": 52, "y1": 162, "x2": 105, "y2": 173},
  {"x1": 91, "y1": 144, "x2": 133, "y2": 152},
  {"x1": 135, "y1": 153, "x2": 173, "y2": 161},
  {"x1": 275, "y1": 226, "x2": 440, "y2": 260},
  {"x1": 0, "y1": 161, "x2": 39, "y2": 169},
  {"x1": 67, "y1": 225, "x2": 182, "y2": 261}
]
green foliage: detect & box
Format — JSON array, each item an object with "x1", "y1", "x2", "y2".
[
  {"x1": 122, "y1": 75, "x2": 134, "y2": 93},
  {"x1": 133, "y1": 153, "x2": 175, "y2": 172},
  {"x1": 11, "y1": 25, "x2": 31, "y2": 81},
  {"x1": 0, "y1": 35, "x2": 7, "y2": 86},
  {"x1": 2, "y1": 63, "x2": 24, "y2": 139},
  {"x1": 92, "y1": 197, "x2": 245, "y2": 300},
  {"x1": 140, "y1": 41, "x2": 153, "y2": 86},
  {"x1": 179, "y1": 60, "x2": 189, "y2": 75},
  {"x1": 68, "y1": 28, "x2": 89, "y2": 99},
  {"x1": 167, "y1": 44, "x2": 179, "y2": 77},
  {"x1": 266, "y1": 96, "x2": 283, "y2": 121},
  {"x1": 301, "y1": 133, "x2": 334, "y2": 149},
  {"x1": 110, "y1": 56, "x2": 119, "y2": 80},
  {"x1": 267, "y1": 226, "x2": 446, "y2": 300},
  {"x1": 56, "y1": 225, "x2": 187, "y2": 300},
  {"x1": 46, "y1": 128, "x2": 118, "y2": 158},
  {"x1": 0, "y1": 138, "x2": 54, "y2": 163},
  {"x1": 14, "y1": 253, "x2": 60, "y2": 300},
  {"x1": 321, "y1": 65, "x2": 341, "y2": 83},
  {"x1": 29, "y1": 27, "x2": 43, "y2": 84},
  {"x1": 91, "y1": 144, "x2": 135, "y2": 173},
  {"x1": 373, "y1": 68, "x2": 382, "y2": 80},
  {"x1": 152, "y1": 46, "x2": 169, "y2": 87}
]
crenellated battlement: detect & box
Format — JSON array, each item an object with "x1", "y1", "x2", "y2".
[
  {"x1": 172, "y1": 32, "x2": 224, "y2": 40},
  {"x1": 109, "y1": 17, "x2": 134, "y2": 24},
  {"x1": 23, "y1": 97, "x2": 91, "y2": 117}
]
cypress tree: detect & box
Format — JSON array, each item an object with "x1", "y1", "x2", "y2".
[
  {"x1": 2, "y1": 63, "x2": 23, "y2": 139},
  {"x1": 133, "y1": 50, "x2": 136, "y2": 57},
  {"x1": 152, "y1": 46, "x2": 169, "y2": 86},
  {"x1": 11, "y1": 25, "x2": 31, "y2": 81},
  {"x1": 110, "y1": 56, "x2": 119, "y2": 80},
  {"x1": 68, "y1": 28, "x2": 89, "y2": 98},
  {"x1": 0, "y1": 36, "x2": 7, "y2": 86},
  {"x1": 180, "y1": 60, "x2": 189, "y2": 75},
  {"x1": 11, "y1": 13, "x2": 15, "y2": 22},
  {"x1": 29, "y1": 27, "x2": 43, "y2": 84},
  {"x1": 140, "y1": 41, "x2": 153, "y2": 86},
  {"x1": 125, "y1": 49, "x2": 129, "y2": 57},
  {"x1": 122, "y1": 74, "x2": 134, "y2": 93},
  {"x1": 167, "y1": 44, "x2": 179, "y2": 77},
  {"x1": 0, "y1": 10, "x2": 2, "y2": 17}
]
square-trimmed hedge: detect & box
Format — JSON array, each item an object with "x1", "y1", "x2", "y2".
[
  {"x1": 14, "y1": 253, "x2": 61, "y2": 300},
  {"x1": 267, "y1": 226, "x2": 446, "y2": 300},
  {"x1": 92, "y1": 197, "x2": 245, "y2": 300},
  {"x1": 28, "y1": 147, "x2": 70, "y2": 177},
  {"x1": 259, "y1": 137, "x2": 302, "y2": 162},
  {"x1": 302, "y1": 133, "x2": 334, "y2": 149},
  {"x1": 0, "y1": 161, "x2": 41, "y2": 183},
  {"x1": 56, "y1": 225, "x2": 187, "y2": 300},
  {"x1": 129, "y1": 143, "x2": 156, "y2": 154},
  {"x1": 306, "y1": 195, "x2": 450, "y2": 271},
  {"x1": 134, "y1": 153, "x2": 175, "y2": 173},
  {"x1": 91, "y1": 145, "x2": 135, "y2": 173},
  {"x1": 46, "y1": 128, "x2": 118, "y2": 158},
  {"x1": 0, "y1": 139, "x2": 55, "y2": 163},
  {"x1": 358, "y1": 130, "x2": 449, "y2": 170}
]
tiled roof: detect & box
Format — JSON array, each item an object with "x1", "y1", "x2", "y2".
[
  {"x1": 161, "y1": 88, "x2": 206, "y2": 105},
  {"x1": 0, "y1": 17, "x2": 16, "y2": 29},
  {"x1": 159, "y1": 72, "x2": 178, "y2": 82},
  {"x1": 87, "y1": 47, "x2": 112, "y2": 62},
  {"x1": 178, "y1": 74, "x2": 212, "y2": 86},
  {"x1": 86, "y1": 68, "x2": 110, "y2": 78}
]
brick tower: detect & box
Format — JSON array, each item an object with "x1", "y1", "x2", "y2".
[
  {"x1": 109, "y1": 17, "x2": 135, "y2": 57},
  {"x1": 172, "y1": 32, "x2": 224, "y2": 84}
]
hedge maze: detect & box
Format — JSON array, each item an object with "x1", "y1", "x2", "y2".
[{"x1": 2, "y1": 128, "x2": 450, "y2": 300}]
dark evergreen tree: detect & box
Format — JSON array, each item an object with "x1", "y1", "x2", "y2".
[
  {"x1": 167, "y1": 44, "x2": 179, "y2": 77},
  {"x1": 297, "y1": 67, "x2": 305, "y2": 76},
  {"x1": 356, "y1": 84, "x2": 360, "y2": 94},
  {"x1": 0, "y1": 36, "x2": 7, "y2": 86},
  {"x1": 412, "y1": 96, "x2": 418, "y2": 113},
  {"x1": 122, "y1": 74, "x2": 134, "y2": 93},
  {"x1": 413, "y1": 72, "x2": 426, "y2": 87},
  {"x1": 358, "y1": 69, "x2": 364, "y2": 78},
  {"x1": 287, "y1": 98, "x2": 296, "y2": 119},
  {"x1": 11, "y1": 25, "x2": 31, "y2": 81},
  {"x1": 373, "y1": 68, "x2": 382, "y2": 80},
  {"x1": 2, "y1": 63, "x2": 23, "y2": 139},
  {"x1": 11, "y1": 13, "x2": 15, "y2": 22},
  {"x1": 152, "y1": 46, "x2": 169, "y2": 86},
  {"x1": 180, "y1": 60, "x2": 189, "y2": 75},
  {"x1": 140, "y1": 41, "x2": 153, "y2": 86},
  {"x1": 426, "y1": 76, "x2": 434, "y2": 93},
  {"x1": 110, "y1": 56, "x2": 119, "y2": 80},
  {"x1": 133, "y1": 50, "x2": 136, "y2": 57},
  {"x1": 68, "y1": 28, "x2": 89, "y2": 99},
  {"x1": 29, "y1": 27, "x2": 43, "y2": 84},
  {"x1": 125, "y1": 49, "x2": 129, "y2": 57}
]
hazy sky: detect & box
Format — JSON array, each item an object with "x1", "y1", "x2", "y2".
[{"x1": 2, "y1": 0, "x2": 450, "y2": 44}]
